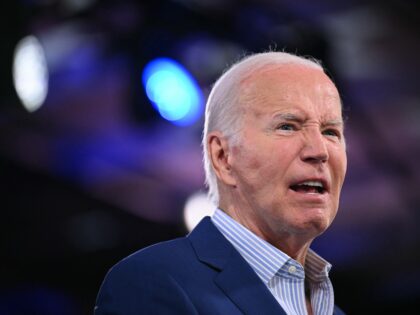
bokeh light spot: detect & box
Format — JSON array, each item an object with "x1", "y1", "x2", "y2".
[
  {"x1": 13, "y1": 35, "x2": 49, "y2": 112},
  {"x1": 183, "y1": 192, "x2": 214, "y2": 232},
  {"x1": 142, "y1": 57, "x2": 203, "y2": 126}
]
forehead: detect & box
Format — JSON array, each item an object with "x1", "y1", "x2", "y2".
[{"x1": 239, "y1": 64, "x2": 342, "y2": 119}]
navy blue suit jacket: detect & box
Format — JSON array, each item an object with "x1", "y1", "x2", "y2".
[{"x1": 95, "y1": 217, "x2": 345, "y2": 314}]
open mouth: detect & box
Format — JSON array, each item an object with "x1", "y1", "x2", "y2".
[{"x1": 290, "y1": 180, "x2": 326, "y2": 194}]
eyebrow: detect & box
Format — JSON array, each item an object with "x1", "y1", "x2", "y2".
[
  {"x1": 322, "y1": 119, "x2": 344, "y2": 128},
  {"x1": 272, "y1": 113, "x2": 344, "y2": 127},
  {"x1": 272, "y1": 113, "x2": 304, "y2": 122}
]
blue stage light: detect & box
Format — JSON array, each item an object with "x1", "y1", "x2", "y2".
[{"x1": 142, "y1": 58, "x2": 203, "y2": 126}]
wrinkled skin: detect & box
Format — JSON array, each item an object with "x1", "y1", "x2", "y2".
[{"x1": 211, "y1": 64, "x2": 347, "y2": 262}]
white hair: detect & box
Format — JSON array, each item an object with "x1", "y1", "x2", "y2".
[{"x1": 202, "y1": 51, "x2": 325, "y2": 205}]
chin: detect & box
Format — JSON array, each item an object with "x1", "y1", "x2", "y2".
[
  {"x1": 309, "y1": 217, "x2": 332, "y2": 235},
  {"x1": 292, "y1": 215, "x2": 332, "y2": 237}
]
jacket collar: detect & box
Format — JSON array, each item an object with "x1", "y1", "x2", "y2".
[{"x1": 188, "y1": 217, "x2": 287, "y2": 315}]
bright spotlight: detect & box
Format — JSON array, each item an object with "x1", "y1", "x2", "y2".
[
  {"x1": 142, "y1": 58, "x2": 203, "y2": 126},
  {"x1": 183, "y1": 192, "x2": 214, "y2": 232},
  {"x1": 13, "y1": 35, "x2": 49, "y2": 112}
]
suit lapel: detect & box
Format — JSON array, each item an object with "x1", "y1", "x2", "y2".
[
  {"x1": 188, "y1": 217, "x2": 286, "y2": 315},
  {"x1": 214, "y1": 252, "x2": 287, "y2": 315}
]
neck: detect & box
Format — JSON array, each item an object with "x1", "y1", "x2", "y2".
[
  {"x1": 219, "y1": 204, "x2": 313, "y2": 266},
  {"x1": 273, "y1": 238, "x2": 311, "y2": 266}
]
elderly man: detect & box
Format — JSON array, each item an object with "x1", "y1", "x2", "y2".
[{"x1": 95, "y1": 51, "x2": 347, "y2": 315}]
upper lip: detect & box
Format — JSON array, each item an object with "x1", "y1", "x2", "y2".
[{"x1": 289, "y1": 176, "x2": 330, "y2": 193}]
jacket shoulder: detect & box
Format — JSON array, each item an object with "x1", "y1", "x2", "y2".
[{"x1": 112, "y1": 236, "x2": 193, "y2": 274}]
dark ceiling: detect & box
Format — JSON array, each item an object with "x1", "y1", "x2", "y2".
[{"x1": 1, "y1": 0, "x2": 420, "y2": 314}]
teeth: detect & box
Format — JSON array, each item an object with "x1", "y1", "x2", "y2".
[{"x1": 299, "y1": 181, "x2": 323, "y2": 188}]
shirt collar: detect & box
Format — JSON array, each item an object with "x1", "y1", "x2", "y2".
[
  {"x1": 211, "y1": 208, "x2": 332, "y2": 284},
  {"x1": 305, "y1": 249, "x2": 332, "y2": 283}
]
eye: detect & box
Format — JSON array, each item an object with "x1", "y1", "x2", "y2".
[
  {"x1": 323, "y1": 129, "x2": 340, "y2": 138},
  {"x1": 277, "y1": 123, "x2": 296, "y2": 131}
]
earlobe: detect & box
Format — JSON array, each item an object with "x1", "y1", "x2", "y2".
[{"x1": 208, "y1": 132, "x2": 236, "y2": 186}]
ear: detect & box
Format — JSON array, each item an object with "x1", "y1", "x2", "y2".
[{"x1": 207, "y1": 131, "x2": 236, "y2": 186}]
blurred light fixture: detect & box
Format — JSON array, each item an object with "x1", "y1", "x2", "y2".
[
  {"x1": 179, "y1": 37, "x2": 243, "y2": 82},
  {"x1": 13, "y1": 35, "x2": 49, "y2": 112},
  {"x1": 61, "y1": 0, "x2": 97, "y2": 14},
  {"x1": 142, "y1": 57, "x2": 203, "y2": 126},
  {"x1": 183, "y1": 191, "x2": 214, "y2": 231},
  {"x1": 173, "y1": 0, "x2": 233, "y2": 11}
]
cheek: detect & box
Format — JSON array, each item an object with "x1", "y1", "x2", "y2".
[
  {"x1": 233, "y1": 137, "x2": 296, "y2": 185},
  {"x1": 337, "y1": 154, "x2": 347, "y2": 185},
  {"x1": 246, "y1": 155, "x2": 263, "y2": 171},
  {"x1": 330, "y1": 147, "x2": 347, "y2": 183},
  {"x1": 231, "y1": 144, "x2": 273, "y2": 189},
  {"x1": 342, "y1": 152, "x2": 348, "y2": 178},
  {"x1": 232, "y1": 142, "x2": 263, "y2": 171}
]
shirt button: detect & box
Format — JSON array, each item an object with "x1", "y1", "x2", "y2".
[{"x1": 288, "y1": 266, "x2": 297, "y2": 273}]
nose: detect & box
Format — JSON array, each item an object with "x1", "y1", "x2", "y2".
[{"x1": 300, "y1": 129, "x2": 329, "y2": 164}]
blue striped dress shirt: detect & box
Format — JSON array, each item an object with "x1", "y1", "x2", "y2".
[{"x1": 211, "y1": 208, "x2": 334, "y2": 315}]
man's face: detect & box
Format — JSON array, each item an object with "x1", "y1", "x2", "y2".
[{"x1": 228, "y1": 64, "x2": 347, "y2": 241}]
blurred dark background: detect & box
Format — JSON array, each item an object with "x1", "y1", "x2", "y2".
[{"x1": 1, "y1": 0, "x2": 420, "y2": 314}]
